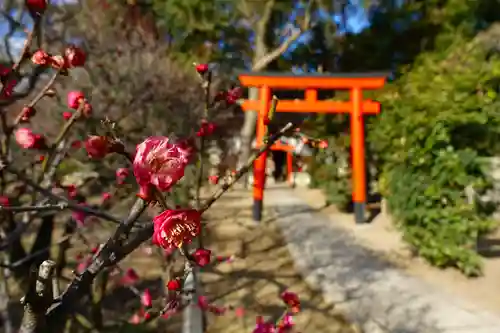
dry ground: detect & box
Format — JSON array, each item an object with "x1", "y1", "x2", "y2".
[{"x1": 199, "y1": 188, "x2": 357, "y2": 333}]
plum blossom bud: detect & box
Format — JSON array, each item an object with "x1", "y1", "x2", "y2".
[
  {"x1": 14, "y1": 128, "x2": 45, "y2": 149},
  {"x1": 141, "y1": 289, "x2": 152, "y2": 307},
  {"x1": 280, "y1": 291, "x2": 300, "y2": 313},
  {"x1": 31, "y1": 50, "x2": 50, "y2": 66},
  {"x1": 1, "y1": 78, "x2": 17, "y2": 100},
  {"x1": 83, "y1": 102, "x2": 92, "y2": 117},
  {"x1": 84, "y1": 136, "x2": 110, "y2": 159},
  {"x1": 235, "y1": 307, "x2": 244, "y2": 317},
  {"x1": 116, "y1": 167, "x2": 129, "y2": 184},
  {"x1": 196, "y1": 120, "x2": 215, "y2": 137},
  {"x1": 20, "y1": 106, "x2": 36, "y2": 122},
  {"x1": 0, "y1": 196, "x2": 10, "y2": 207},
  {"x1": 226, "y1": 87, "x2": 242, "y2": 104},
  {"x1": 197, "y1": 296, "x2": 226, "y2": 315},
  {"x1": 26, "y1": 0, "x2": 47, "y2": 15},
  {"x1": 254, "y1": 316, "x2": 276, "y2": 332},
  {"x1": 277, "y1": 313, "x2": 294, "y2": 330},
  {"x1": 64, "y1": 45, "x2": 86, "y2": 68},
  {"x1": 318, "y1": 140, "x2": 328, "y2": 149},
  {"x1": 193, "y1": 248, "x2": 211, "y2": 267},
  {"x1": 62, "y1": 111, "x2": 72, "y2": 120},
  {"x1": 50, "y1": 55, "x2": 67, "y2": 69},
  {"x1": 67, "y1": 91, "x2": 85, "y2": 109},
  {"x1": 71, "y1": 140, "x2": 81, "y2": 149},
  {"x1": 66, "y1": 184, "x2": 77, "y2": 198},
  {"x1": 167, "y1": 279, "x2": 181, "y2": 291},
  {"x1": 216, "y1": 255, "x2": 235, "y2": 263},
  {"x1": 116, "y1": 168, "x2": 129, "y2": 179},
  {"x1": 102, "y1": 192, "x2": 112, "y2": 202},
  {"x1": 129, "y1": 313, "x2": 141, "y2": 324},
  {"x1": 72, "y1": 209, "x2": 88, "y2": 227},
  {"x1": 120, "y1": 268, "x2": 139, "y2": 286},
  {"x1": 195, "y1": 63, "x2": 209, "y2": 74},
  {"x1": 208, "y1": 175, "x2": 219, "y2": 185}
]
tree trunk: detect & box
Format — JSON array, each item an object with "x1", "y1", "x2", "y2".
[{"x1": 238, "y1": 23, "x2": 269, "y2": 187}]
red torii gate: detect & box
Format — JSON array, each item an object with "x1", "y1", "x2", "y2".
[{"x1": 238, "y1": 72, "x2": 387, "y2": 224}]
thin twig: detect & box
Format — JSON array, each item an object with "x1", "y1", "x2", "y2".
[
  {"x1": 0, "y1": 202, "x2": 68, "y2": 213},
  {"x1": 45, "y1": 198, "x2": 149, "y2": 329},
  {"x1": 201, "y1": 122, "x2": 294, "y2": 213},
  {"x1": 5, "y1": 167, "x2": 125, "y2": 224}
]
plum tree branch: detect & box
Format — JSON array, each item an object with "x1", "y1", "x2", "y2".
[{"x1": 251, "y1": 0, "x2": 314, "y2": 71}]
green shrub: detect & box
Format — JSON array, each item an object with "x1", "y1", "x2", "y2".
[
  {"x1": 370, "y1": 28, "x2": 500, "y2": 276},
  {"x1": 308, "y1": 25, "x2": 500, "y2": 276}
]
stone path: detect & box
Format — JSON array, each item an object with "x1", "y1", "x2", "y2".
[{"x1": 262, "y1": 185, "x2": 500, "y2": 333}]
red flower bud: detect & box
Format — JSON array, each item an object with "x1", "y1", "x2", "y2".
[
  {"x1": 62, "y1": 111, "x2": 72, "y2": 120},
  {"x1": 129, "y1": 313, "x2": 141, "y2": 324},
  {"x1": 26, "y1": 0, "x2": 47, "y2": 15},
  {"x1": 14, "y1": 128, "x2": 45, "y2": 149},
  {"x1": 235, "y1": 307, "x2": 244, "y2": 317},
  {"x1": 20, "y1": 106, "x2": 36, "y2": 122},
  {"x1": 225, "y1": 87, "x2": 242, "y2": 104},
  {"x1": 208, "y1": 175, "x2": 219, "y2": 185},
  {"x1": 71, "y1": 140, "x2": 81, "y2": 149},
  {"x1": 67, "y1": 91, "x2": 85, "y2": 109},
  {"x1": 83, "y1": 102, "x2": 92, "y2": 117},
  {"x1": 116, "y1": 167, "x2": 129, "y2": 185},
  {"x1": 66, "y1": 184, "x2": 77, "y2": 198},
  {"x1": 121, "y1": 268, "x2": 139, "y2": 286},
  {"x1": 0, "y1": 196, "x2": 10, "y2": 207},
  {"x1": 50, "y1": 55, "x2": 67, "y2": 69},
  {"x1": 280, "y1": 291, "x2": 300, "y2": 312},
  {"x1": 0, "y1": 77, "x2": 17, "y2": 100},
  {"x1": 193, "y1": 248, "x2": 211, "y2": 267},
  {"x1": 31, "y1": 50, "x2": 50, "y2": 66},
  {"x1": 64, "y1": 45, "x2": 86, "y2": 68},
  {"x1": 101, "y1": 192, "x2": 111, "y2": 201},
  {"x1": 195, "y1": 63, "x2": 209, "y2": 74},
  {"x1": 84, "y1": 136, "x2": 110, "y2": 159},
  {"x1": 167, "y1": 279, "x2": 181, "y2": 291},
  {"x1": 141, "y1": 289, "x2": 152, "y2": 307},
  {"x1": 196, "y1": 120, "x2": 216, "y2": 137}
]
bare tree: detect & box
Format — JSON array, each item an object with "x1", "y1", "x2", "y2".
[{"x1": 237, "y1": 0, "x2": 313, "y2": 177}]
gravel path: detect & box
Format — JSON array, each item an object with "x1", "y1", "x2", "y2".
[{"x1": 265, "y1": 185, "x2": 500, "y2": 333}]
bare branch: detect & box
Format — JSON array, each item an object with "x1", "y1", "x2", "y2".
[
  {"x1": 19, "y1": 260, "x2": 56, "y2": 333},
  {"x1": 252, "y1": 0, "x2": 314, "y2": 71}
]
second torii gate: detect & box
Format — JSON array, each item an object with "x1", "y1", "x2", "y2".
[{"x1": 238, "y1": 72, "x2": 387, "y2": 224}]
